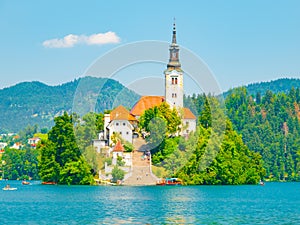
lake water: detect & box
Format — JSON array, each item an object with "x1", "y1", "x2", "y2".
[{"x1": 0, "y1": 181, "x2": 299, "y2": 224}]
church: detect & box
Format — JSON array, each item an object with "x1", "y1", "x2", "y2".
[{"x1": 102, "y1": 22, "x2": 196, "y2": 146}]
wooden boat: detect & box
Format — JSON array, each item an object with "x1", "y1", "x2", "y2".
[
  {"x1": 42, "y1": 181, "x2": 57, "y2": 185},
  {"x1": 157, "y1": 178, "x2": 182, "y2": 186},
  {"x1": 22, "y1": 180, "x2": 30, "y2": 185}
]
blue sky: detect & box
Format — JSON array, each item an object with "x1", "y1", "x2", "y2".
[{"x1": 0, "y1": 0, "x2": 300, "y2": 93}]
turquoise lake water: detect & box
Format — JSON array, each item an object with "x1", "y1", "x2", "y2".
[{"x1": 0, "y1": 181, "x2": 299, "y2": 224}]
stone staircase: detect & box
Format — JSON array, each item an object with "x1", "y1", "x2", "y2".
[{"x1": 123, "y1": 137, "x2": 158, "y2": 186}]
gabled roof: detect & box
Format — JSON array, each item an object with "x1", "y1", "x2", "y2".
[
  {"x1": 110, "y1": 105, "x2": 137, "y2": 121},
  {"x1": 113, "y1": 141, "x2": 124, "y2": 152},
  {"x1": 183, "y1": 108, "x2": 196, "y2": 119},
  {"x1": 130, "y1": 96, "x2": 165, "y2": 116}
]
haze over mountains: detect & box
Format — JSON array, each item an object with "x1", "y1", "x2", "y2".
[{"x1": 0, "y1": 77, "x2": 299, "y2": 133}]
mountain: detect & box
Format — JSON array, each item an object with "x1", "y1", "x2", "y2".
[
  {"x1": 223, "y1": 78, "x2": 300, "y2": 98},
  {"x1": 0, "y1": 77, "x2": 140, "y2": 133}
]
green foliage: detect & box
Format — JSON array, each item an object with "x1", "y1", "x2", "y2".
[
  {"x1": 117, "y1": 156, "x2": 125, "y2": 166},
  {"x1": 38, "y1": 140, "x2": 60, "y2": 182},
  {"x1": 139, "y1": 102, "x2": 181, "y2": 162},
  {"x1": 38, "y1": 112, "x2": 94, "y2": 185},
  {"x1": 74, "y1": 112, "x2": 103, "y2": 150},
  {"x1": 1, "y1": 148, "x2": 40, "y2": 180},
  {"x1": 82, "y1": 145, "x2": 104, "y2": 174},
  {"x1": 139, "y1": 102, "x2": 181, "y2": 136},
  {"x1": 18, "y1": 125, "x2": 38, "y2": 144},
  {"x1": 186, "y1": 86, "x2": 300, "y2": 182},
  {"x1": 224, "y1": 87, "x2": 300, "y2": 181},
  {"x1": 111, "y1": 165, "x2": 125, "y2": 182},
  {"x1": 176, "y1": 120, "x2": 265, "y2": 185},
  {"x1": 58, "y1": 156, "x2": 95, "y2": 185},
  {"x1": 0, "y1": 77, "x2": 140, "y2": 132},
  {"x1": 199, "y1": 97, "x2": 212, "y2": 128},
  {"x1": 104, "y1": 157, "x2": 112, "y2": 166},
  {"x1": 123, "y1": 141, "x2": 134, "y2": 152},
  {"x1": 223, "y1": 78, "x2": 300, "y2": 98}
]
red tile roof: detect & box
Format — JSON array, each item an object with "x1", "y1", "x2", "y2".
[
  {"x1": 113, "y1": 141, "x2": 124, "y2": 152},
  {"x1": 110, "y1": 105, "x2": 137, "y2": 121},
  {"x1": 183, "y1": 108, "x2": 196, "y2": 119},
  {"x1": 130, "y1": 96, "x2": 165, "y2": 116}
]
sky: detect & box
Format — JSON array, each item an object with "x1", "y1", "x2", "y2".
[{"x1": 0, "y1": 0, "x2": 300, "y2": 94}]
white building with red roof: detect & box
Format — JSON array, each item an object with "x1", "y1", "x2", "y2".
[{"x1": 104, "y1": 105, "x2": 137, "y2": 145}]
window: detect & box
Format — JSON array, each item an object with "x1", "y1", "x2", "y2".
[
  {"x1": 171, "y1": 77, "x2": 178, "y2": 85},
  {"x1": 186, "y1": 121, "x2": 189, "y2": 126},
  {"x1": 126, "y1": 132, "x2": 129, "y2": 135},
  {"x1": 116, "y1": 122, "x2": 119, "y2": 126},
  {"x1": 119, "y1": 132, "x2": 122, "y2": 135},
  {"x1": 123, "y1": 123, "x2": 126, "y2": 126},
  {"x1": 172, "y1": 93, "x2": 177, "y2": 98}
]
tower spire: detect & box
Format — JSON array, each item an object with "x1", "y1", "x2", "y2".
[
  {"x1": 172, "y1": 18, "x2": 177, "y2": 44},
  {"x1": 167, "y1": 19, "x2": 181, "y2": 69}
]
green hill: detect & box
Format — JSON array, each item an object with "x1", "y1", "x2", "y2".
[
  {"x1": 224, "y1": 78, "x2": 300, "y2": 98},
  {"x1": 0, "y1": 77, "x2": 140, "y2": 133}
]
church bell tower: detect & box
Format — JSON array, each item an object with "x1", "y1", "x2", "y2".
[{"x1": 164, "y1": 20, "x2": 184, "y2": 109}]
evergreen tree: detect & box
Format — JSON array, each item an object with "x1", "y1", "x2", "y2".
[{"x1": 38, "y1": 112, "x2": 95, "y2": 185}]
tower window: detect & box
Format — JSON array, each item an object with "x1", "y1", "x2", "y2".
[{"x1": 171, "y1": 77, "x2": 178, "y2": 85}]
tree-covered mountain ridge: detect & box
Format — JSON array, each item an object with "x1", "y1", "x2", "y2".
[
  {"x1": 224, "y1": 78, "x2": 300, "y2": 97},
  {"x1": 0, "y1": 76, "x2": 140, "y2": 133},
  {"x1": 0, "y1": 77, "x2": 299, "y2": 133}
]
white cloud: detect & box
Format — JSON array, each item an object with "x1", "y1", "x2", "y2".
[{"x1": 43, "y1": 32, "x2": 120, "y2": 48}]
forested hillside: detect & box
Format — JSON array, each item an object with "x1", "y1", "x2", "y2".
[
  {"x1": 224, "y1": 78, "x2": 300, "y2": 97},
  {"x1": 185, "y1": 85, "x2": 300, "y2": 181},
  {"x1": 0, "y1": 77, "x2": 139, "y2": 132}
]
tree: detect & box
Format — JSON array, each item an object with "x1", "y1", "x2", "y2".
[
  {"x1": 139, "y1": 102, "x2": 181, "y2": 136},
  {"x1": 38, "y1": 112, "x2": 95, "y2": 185},
  {"x1": 2, "y1": 147, "x2": 40, "y2": 180},
  {"x1": 38, "y1": 140, "x2": 60, "y2": 182},
  {"x1": 111, "y1": 165, "x2": 125, "y2": 182},
  {"x1": 176, "y1": 120, "x2": 265, "y2": 185}
]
